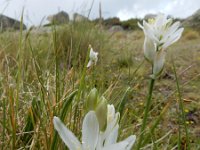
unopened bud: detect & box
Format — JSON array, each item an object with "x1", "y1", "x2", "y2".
[
  {"x1": 86, "y1": 88, "x2": 98, "y2": 111},
  {"x1": 95, "y1": 96, "x2": 107, "y2": 131}
]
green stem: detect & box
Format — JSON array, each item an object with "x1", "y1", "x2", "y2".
[
  {"x1": 136, "y1": 78, "x2": 155, "y2": 150},
  {"x1": 172, "y1": 61, "x2": 190, "y2": 150},
  {"x1": 52, "y1": 24, "x2": 60, "y2": 103},
  {"x1": 76, "y1": 46, "x2": 90, "y2": 102}
]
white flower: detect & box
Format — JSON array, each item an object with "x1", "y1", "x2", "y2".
[
  {"x1": 87, "y1": 47, "x2": 98, "y2": 68},
  {"x1": 138, "y1": 14, "x2": 184, "y2": 77},
  {"x1": 53, "y1": 108, "x2": 136, "y2": 150},
  {"x1": 97, "y1": 105, "x2": 136, "y2": 150}
]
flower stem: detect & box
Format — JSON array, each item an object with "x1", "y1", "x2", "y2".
[
  {"x1": 76, "y1": 46, "x2": 90, "y2": 102},
  {"x1": 136, "y1": 78, "x2": 155, "y2": 150},
  {"x1": 172, "y1": 61, "x2": 190, "y2": 150}
]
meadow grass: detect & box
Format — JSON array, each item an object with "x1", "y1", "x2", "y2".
[{"x1": 0, "y1": 21, "x2": 200, "y2": 150}]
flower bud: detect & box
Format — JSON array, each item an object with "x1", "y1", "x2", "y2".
[
  {"x1": 95, "y1": 96, "x2": 107, "y2": 131},
  {"x1": 86, "y1": 88, "x2": 98, "y2": 111}
]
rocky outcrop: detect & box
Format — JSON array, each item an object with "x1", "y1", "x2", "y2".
[
  {"x1": 182, "y1": 9, "x2": 200, "y2": 28},
  {"x1": 0, "y1": 14, "x2": 26, "y2": 31},
  {"x1": 47, "y1": 11, "x2": 69, "y2": 24},
  {"x1": 109, "y1": 25, "x2": 123, "y2": 32},
  {"x1": 73, "y1": 13, "x2": 88, "y2": 22}
]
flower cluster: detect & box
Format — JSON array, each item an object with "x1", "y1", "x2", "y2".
[{"x1": 138, "y1": 14, "x2": 184, "y2": 78}]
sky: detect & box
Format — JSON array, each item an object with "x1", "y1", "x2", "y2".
[{"x1": 0, "y1": 0, "x2": 199, "y2": 26}]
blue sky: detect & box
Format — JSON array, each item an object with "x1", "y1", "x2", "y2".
[{"x1": 0, "y1": 0, "x2": 199, "y2": 26}]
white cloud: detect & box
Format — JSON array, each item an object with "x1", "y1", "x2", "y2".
[
  {"x1": 0, "y1": 0, "x2": 96, "y2": 26},
  {"x1": 0, "y1": 0, "x2": 199, "y2": 26},
  {"x1": 117, "y1": 5, "x2": 157, "y2": 20},
  {"x1": 163, "y1": 0, "x2": 200, "y2": 18},
  {"x1": 117, "y1": 0, "x2": 200, "y2": 21}
]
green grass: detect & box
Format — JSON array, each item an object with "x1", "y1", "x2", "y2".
[{"x1": 0, "y1": 22, "x2": 200, "y2": 149}]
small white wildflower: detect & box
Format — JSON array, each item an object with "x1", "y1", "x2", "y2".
[
  {"x1": 87, "y1": 46, "x2": 98, "y2": 68},
  {"x1": 138, "y1": 14, "x2": 184, "y2": 78}
]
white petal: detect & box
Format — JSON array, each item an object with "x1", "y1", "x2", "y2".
[
  {"x1": 155, "y1": 13, "x2": 166, "y2": 27},
  {"x1": 100, "y1": 105, "x2": 119, "y2": 143},
  {"x1": 90, "y1": 48, "x2": 94, "y2": 57},
  {"x1": 104, "y1": 124, "x2": 119, "y2": 146},
  {"x1": 53, "y1": 116, "x2": 82, "y2": 150},
  {"x1": 96, "y1": 133, "x2": 104, "y2": 150},
  {"x1": 94, "y1": 52, "x2": 98, "y2": 65},
  {"x1": 124, "y1": 135, "x2": 136, "y2": 150},
  {"x1": 161, "y1": 21, "x2": 180, "y2": 43},
  {"x1": 95, "y1": 52, "x2": 98, "y2": 57},
  {"x1": 90, "y1": 48, "x2": 98, "y2": 60},
  {"x1": 102, "y1": 141, "x2": 129, "y2": 150},
  {"x1": 82, "y1": 111, "x2": 99, "y2": 150},
  {"x1": 162, "y1": 28, "x2": 184, "y2": 49},
  {"x1": 87, "y1": 60, "x2": 93, "y2": 68},
  {"x1": 107, "y1": 105, "x2": 115, "y2": 120},
  {"x1": 88, "y1": 48, "x2": 98, "y2": 67},
  {"x1": 103, "y1": 112, "x2": 120, "y2": 139},
  {"x1": 153, "y1": 50, "x2": 166, "y2": 77},
  {"x1": 143, "y1": 21, "x2": 159, "y2": 43},
  {"x1": 137, "y1": 22, "x2": 143, "y2": 29},
  {"x1": 144, "y1": 36, "x2": 156, "y2": 63},
  {"x1": 164, "y1": 22, "x2": 180, "y2": 37}
]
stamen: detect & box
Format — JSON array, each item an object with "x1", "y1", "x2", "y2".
[{"x1": 148, "y1": 18, "x2": 155, "y2": 24}]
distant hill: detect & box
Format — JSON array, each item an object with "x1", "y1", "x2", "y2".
[{"x1": 182, "y1": 9, "x2": 200, "y2": 28}]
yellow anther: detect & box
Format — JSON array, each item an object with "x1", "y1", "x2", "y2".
[{"x1": 148, "y1": 18, "x2": 155, "y2": 24}]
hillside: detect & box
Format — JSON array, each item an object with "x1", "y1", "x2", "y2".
[{"x1": 183, "y1": 9, "x2": 200, "y2": 28}]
